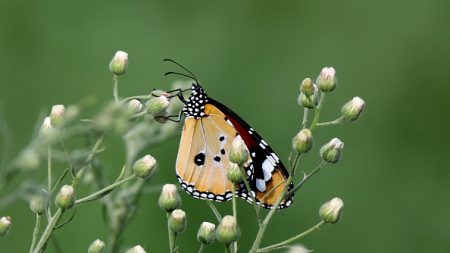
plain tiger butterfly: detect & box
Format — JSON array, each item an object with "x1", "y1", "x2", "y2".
[{"x1": 165, "y1": 59, "x2": 293, "y2": 209}]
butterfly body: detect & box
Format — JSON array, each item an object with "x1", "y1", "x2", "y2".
[{"x1": 176, "y1": 83, "x2": 293, "y2": 209}]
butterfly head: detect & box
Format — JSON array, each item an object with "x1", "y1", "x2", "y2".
[{"x1": 181, "y1": 82, "x2": 209, "y2": 119}]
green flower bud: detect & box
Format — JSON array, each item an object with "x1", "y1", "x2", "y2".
[
  {"x1": 158, "y1": 184, "x2": 181, "y2": 212},
  {"x1": 128, "y1": 99, "x2": 143, "y2": 114},
  {"x1": 88, "y1": 239, "x2": 106, "y2": 253},
  {"x1": 151, "y1": 89, "x2": 170, "y2": 97},
  {"x1": 288, "y1": 244, "x2": 311, "y2": 253},
  {"x1": 316, "y1": 67, "x2": 337, "y2": 92},
  {"x1": 50, "y1": 104, "x2": 65, "y2": 127},
  {"x1": 16, "y1": 149, "x2": 40, "y2": 170},
  {"x1": 0, "y1": 216, "x2": 11, "y2": 236},
  {"x1": 39, "y1": 117, "x2": 55, "y2": 138},
  {"x1": 55, "y1": 185, "x2": 75, "y2": 210},
  {"x1": 197, "y1": 221, "x2": 216, "y2": 244},
  {"x1": 319, "y1": 197, "x2": 344, "y2": 224},
  {"x1": 229, "y1": 138, "x2": 249, "y2": 166},
  {"x1": 216, "y1": 215, "x2": 240, "y2": 244},
  {"x1": 341, "y1": 97, "x2": 365, "y2": 121},
  {"x1": 300, "y1": 78, "x2": 314, "y2": 96},
  {"x1": 29, "y1": 193, "x2": 46, "y2": 215},
  {"x1": 133, "y1": 155, "x2": 156, "y2": 178},
  {"x1": 109, "y1": 50, "x2": 128, "y2": 76},
  {"x1": 146, "y1": 96, "x2": 170, "y2": 116},
  {"x1": 226, "y1": 163, "x2": 243, "y2": 184},
  {"x1": 169, "y1": 209, "x2": 187, "y2": 233},
  {"x1": 297, "y1": 85, "x2": 319, "y2": 109},
  {"x1": 320, "y1": 138, "x2": 344, "y2": 164},
  {"x1": 126, "y1": 245, "x2": 146, "y2": 253},
  {"x1": 292, "y1": 128, "x2": 313, "y2": 154}
]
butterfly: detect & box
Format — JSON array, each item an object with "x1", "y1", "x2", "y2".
[{"x1": 165, "y1": 59, "x2": 293, "y2": 209}]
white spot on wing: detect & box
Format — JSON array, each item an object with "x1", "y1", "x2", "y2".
[
  {"x1": 259, "y1": 143, "x2": 266, "y2": 149},
  {"x1": 261, "y1": 140, "x2": 268, "y2": 146},
  {"x1": 271, "y1": 153, "x2": 279, "y2": 162},
  {"x1": 262, "y1": 159, "x2": 274, "y2": 181},
  {"x1": 256, "y1": 179, "x2": 266, "y2": 192}
]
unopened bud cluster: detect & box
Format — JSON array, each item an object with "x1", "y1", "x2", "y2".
[
  {"x1": 0, "y1": 216, "x2": 11, "y2": 236},
  {"x1": 316, "y1": 67, "x2": 337, "y2": 92},
  {"x1": 197, "y1": 222, "x2": 216, "y2": 244},
  {"x1": 146, "y1": 95, "x2": 170, "y2": 116},
  {"x1": 216, "y1": 215, "x2": 240, "y2": 244},
  {"x1": 88, "y1": 239, "x2": 105, "y2": 253},
  {"x1": 30, "y1": 193, "x2": 46, "y2": 215},
  {"x1": 298, "y1": 78, "x2": 320, "y2": 109},
  {"x1": 226, "y1": 163, "x2": 243, "y2": 183},
  {"x1": 292, "y1": 128, "x2": 313, "y2": 153},
  {"x1": 133, "y1": 155, "x2": 156, "y2": 178},
  {"x1": 341, "y1": 97, "x2": 365, "y2": 121},
  {"x1": 109, "y1": 50, "x2": 128, "y2": 76},
  {"x1": 55, "y1": 185, "x2": 75, "y2": 210},
  {"x1": 319, "y1": 197, "x2": 344, "y2": 224},
  {"x1": 169, "y1": 209, "x2": 187, "y2": 233},
  {"x1": 126, "y1": 245, "x2": 146, "y2": 253},
  {"x1": 320, "y1": 138, "x2": 344, "y2": 163},
  {"x1": 229, "y1": 138, "x2": 249, "y2": 166},
  {"x1": 158, "y1": 184, "x2": 181, "y2": 212},
  {"x1": 128, "y1": 99, "x2": 143, "y2": 114}
]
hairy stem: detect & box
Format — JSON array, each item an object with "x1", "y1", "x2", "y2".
[
  {"x1": 29, "y1": 214, "x2": 42, "y2": 253},
  {"x1": 310, "y1": 92, "x2": 326, "y2": 130},
  {"x1": 256, "y1": 221, "x2": 325, "y2": 252},
  {"x1": 302, "y1": 108, "x2": 309, "y2": 129},
  {"x1": 206, "y1": 201, "x2": 222, "y2": 222},
  {"x1": 316, "y1": 116, "x2": 344, "y2": 127},
  {"x1": 286, "y1": 161, "x2": 326, "y2": 198},
  {"x1": 198, "y1": 243, "x2": 206, "y2": 253},
  {"x1": 113, "y1": 75, "x2": 119, "y2": 103},
  {"x1": 32, "y1": 209, "x2": 64, "y2": 253},
  {"x1": 167, "y1": 212, "x2": 175, "y2": 253}
]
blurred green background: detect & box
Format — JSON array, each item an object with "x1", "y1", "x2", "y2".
[{"x1": 1, "y1": 0, "x2": 450, "y2": 252}]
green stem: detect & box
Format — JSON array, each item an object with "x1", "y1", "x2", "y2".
[
  {"x1": 75, "y1": 175, "x2": 135, "y2": 204},
  {"x1": 256, "y1": 221, "x2": 325, "y2": 252},
  {"x1": 198, "y1": 243, "x2": 206, "y2": 253},
  {"x1": 225, "y1": 243, "x2": 232, "y2": 253},
  {"x1": 310, "y1": 92, "x2": 326, "y2": 130},
  {"x1": 29, "y1": 214, "x2": 42, "y2": 253},
  {"x1": 286, "y1": 161, "x2": 326, "y2": 198},
  {"x1": 167, "y1": 213, "x2": 175, "y2": 253},
  {"x1": 232, "y1": 184, "x2": 237, "y2": 219},
  {"x1": 240, "y1": 167, "x2": 261, "y2": 224},
  {"x1": 302, "y1": 108, "x2": 309, "y2": 129},
  {"x1": 316, "y1": 116, "x2": 344, "y2": 127},
  {"x1": 47, "y1": 146, "x2": 52, "y2": 193},
  {"x1": 32, "y1": 209, "x2": 64, "y2": 253},
  {"x1": 121, "y1": 95, "x2": 153, "y2": 103},
  {"x1": 249, "y1": 154, "x2": 301, "y2": 253},
  {"x1": 113, "y1": 75, "x2": 119, "y2": 103},
  {"x1": 206, "y1": 201, "x2": 222, "y2": 222}
]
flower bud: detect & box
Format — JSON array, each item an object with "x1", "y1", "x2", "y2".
[
  {"x1": 297, "y1": 84, "x2": 319, "y2": 109},
  {"x1": 229, "y1": 138, "x2": 249, "y2": 166},
  {"x1": 133, "y1": 155, "x2": 156, "y2": 178},
  {"x1": 109, "y1": 50, "x2": 128, "y2": 75},
  {"x1": 0, "y1": 216, "x2": 11, "y2": 236},
  {"x1": 158, "y1": 184, "x2": 181, "y2": 212},
  {"x1": 319, "y1": 197, "x2": 344, "y2": 224},
  {"x1": 316, "y1": 67, "x2": 337, "y2": 92},
  {"x1": 50, "y1": 104, "x2": 65, "y2": 127},
  {"x1": 128, "y1": 99, "x2": 143, "y2": 114},
  {"x1": 288, "y1": 244, "x2": 311, "y2": 253},
  {"x1": 197, "y1": 222, "x2": 216, "y2": 244},
  {"x1": 88, "y1": 239, "x2": 106, "y2": 253},
  {"x1": 320, "y1": 138, "x2": 344, "y2": 164},
  {"x1": 216, "y1": 215, "x2": 240, "y2": 244},
  {"x1": 39, "y1": 117, "x2": 54, "y2": 138},
  {"x1": 292, "y1": 128, "x2": 313, "y2": 154},
  {"x1": 300, "y1": 78, "x2": 314, "y2": 96},
  {"x1": 226, "y1": 163, "x2": 243, "y2": 184},
  {"x1": 55, "y1": 185, "x2": 75, "y2": 210},
  {"x1": 169, "y1": 209, "x2": 187, "y2": 233},
  {"x1": 126, "y1": 245, "x2": 146, "y2": 253},
  {"x1": 146, "y1": 96, "x2": 170, "y2": 116},
  {"x1": 341, "y1": 97, "x2": 365, "y2": 121},
  {"x1": 30, "y1": 193, "x2": 46, "y2": 215}
]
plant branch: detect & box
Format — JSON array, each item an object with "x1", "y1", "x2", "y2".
[
  {"x1": 29, "y1": 214, "x2": 42, "y2": 253},
  {"x1": 32, "y1": 208, "x2": 65, "y2": 253},
  {"x1": 310, "y1": 92, "x2": 326, "y2": 130},
  {"x1": 316, "y1": 116, "x2": 344, "y2": 127},
  {"x1": 75, "y1": 175, "x2": 136, "y2": 204}
]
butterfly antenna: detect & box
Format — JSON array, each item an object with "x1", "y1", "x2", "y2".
[
  {"x1": 163, "y1": 58, "x2": 199, "y2": 82},
  {"x1": 164, "y1": 71, "x2": 197, "y2": 80}
]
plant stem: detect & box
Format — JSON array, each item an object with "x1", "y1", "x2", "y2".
[
  {"x1": 302, "y1": 108, "x2": 309, "y2": 129},
  {"x1": 256, "y1": 221, "x2": 325, "y2": 252},
  {"x1": 225, "y1": 243, "x2": 232, "y2": 253},
  {"x1": 198, "y1": 243, "x2": 206, "y2": 253},
  {"x1": 310, "y1": 92, "x2": 326, "y2": 130},
  {"x1": 206, "y1": 201, "x2": 222, "y2": 222},
  {"x1": 47, "y1": 145, "x2": 52, "y2": 193},
  {"x1": 113, "y1": 75, "x2": 119, "y2": 103},
  {"x1": 240, "y1": 167, "x2": 261, "y2": 224},
  {"x1": 232, "y1": 184, "x2": 237, "y2": 219},
  {"x1": 286, "y1": 161, "x2": 326, "y2": 198},
  {"x1": 316, "y1": 116, "x2": 344, "y2": 127},
  {"x1": 75, "y1": 175, "x2": 135, "y2": 204},
  {"x1": 29, "y1": 214, "x2": 42, "y2": 253},
  {"x1": 167, "y1": 213, "x2": 175, "y2": 253},
  {"x1": 249, "y1": 154, "x2": 301, "y2": 253},
  {"x1": 32, "y1": 208, "x2": 64, "y2": 253}
]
